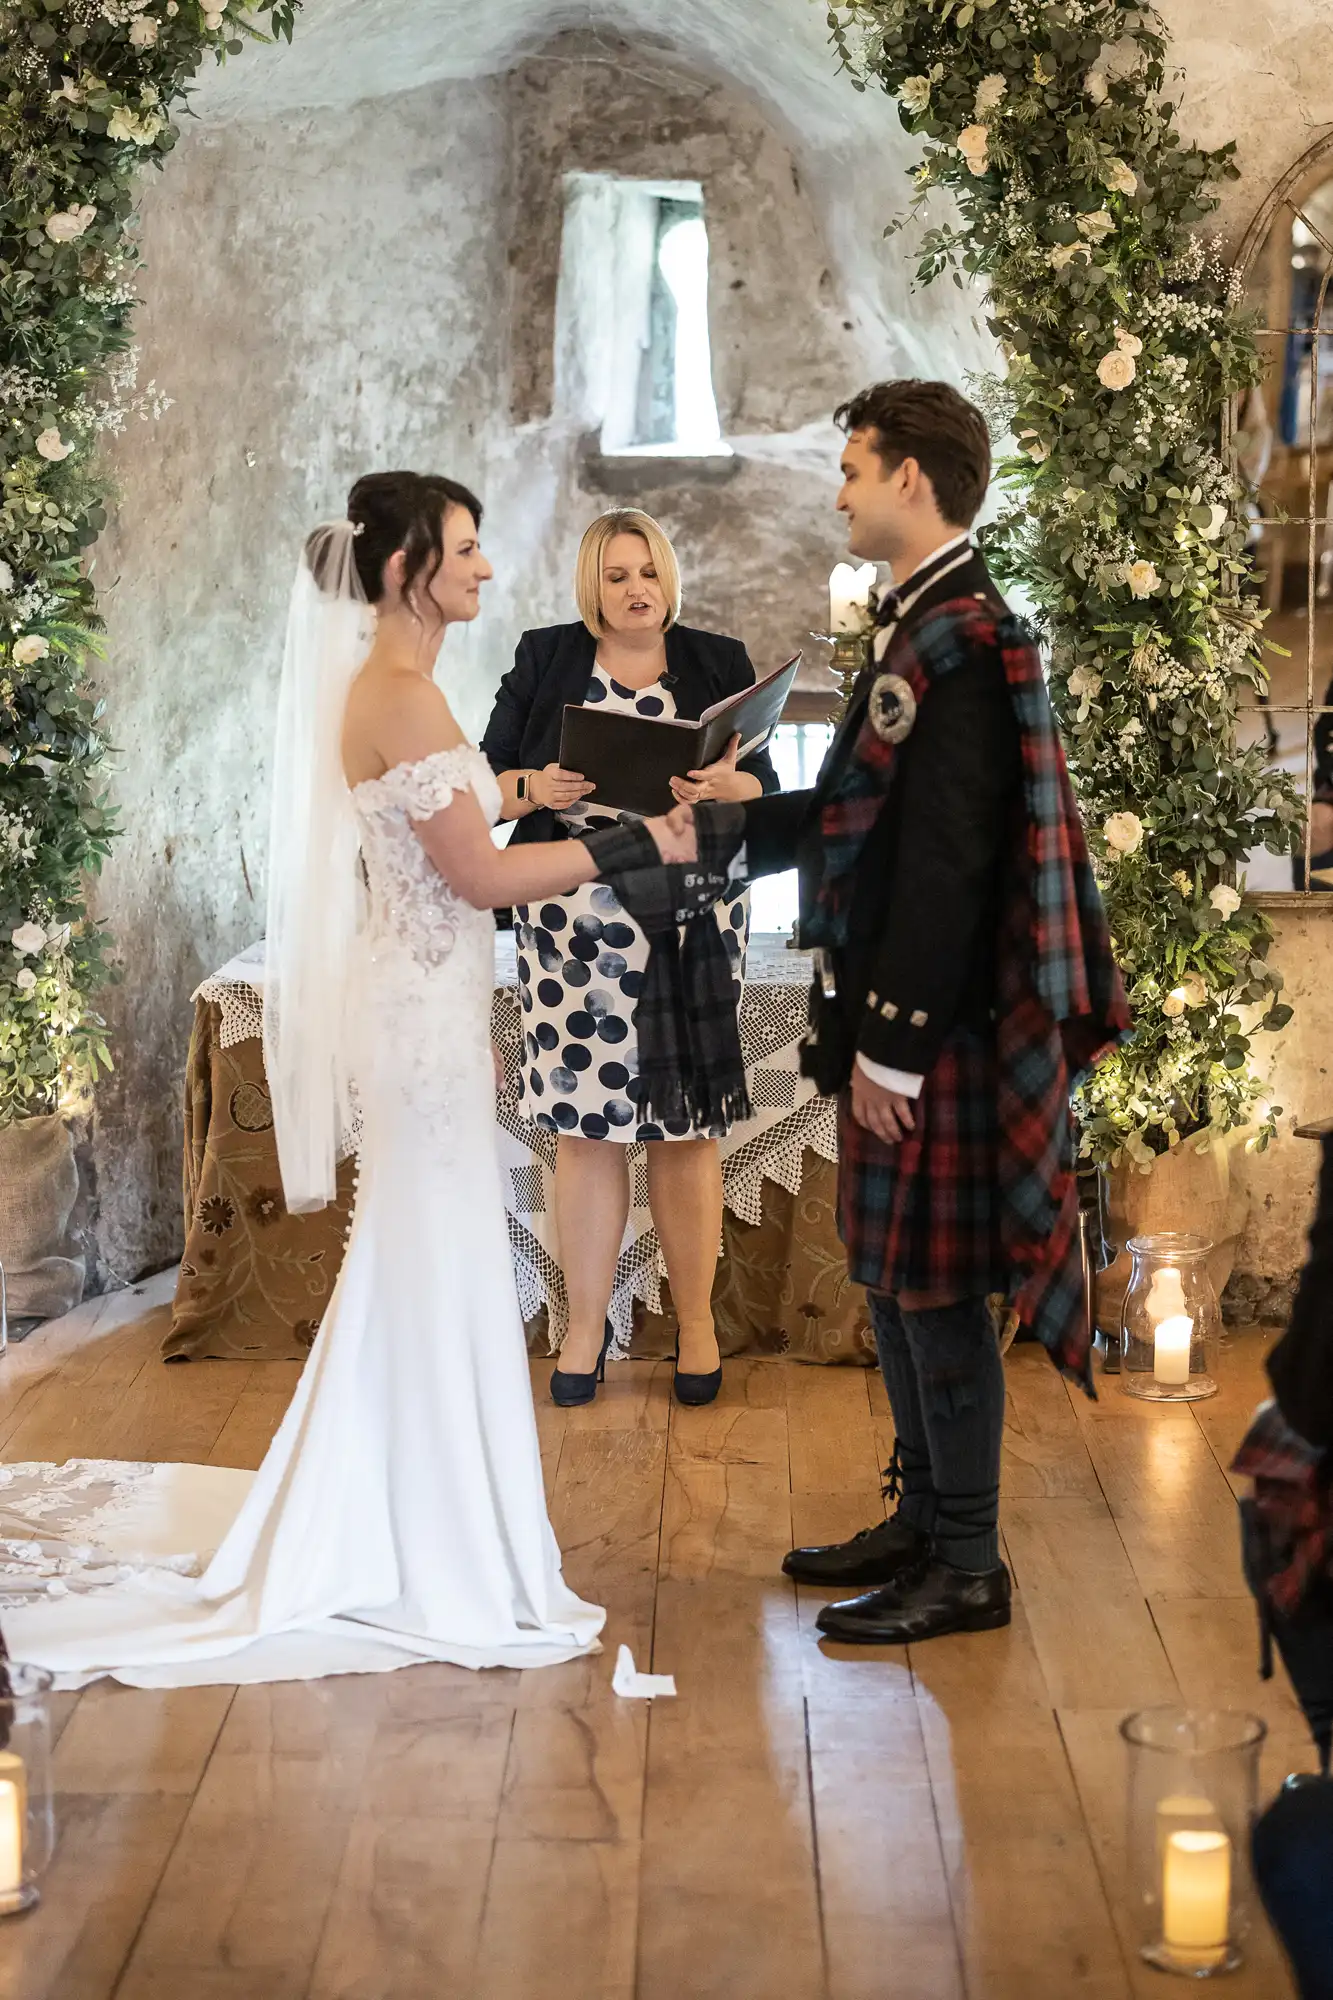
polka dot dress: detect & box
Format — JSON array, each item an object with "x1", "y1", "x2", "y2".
[{"x1": 514, "y1": 663, "x2": 750, "y2": 1144}]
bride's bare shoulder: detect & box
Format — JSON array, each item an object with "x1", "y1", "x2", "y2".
[{"x1": 343, "y1": 667, "x2": 464, "y2": 786}]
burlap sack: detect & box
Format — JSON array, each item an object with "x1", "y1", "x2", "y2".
[{"x1": 0, "y1": 1115, "x2": 85, "y2": 1320}]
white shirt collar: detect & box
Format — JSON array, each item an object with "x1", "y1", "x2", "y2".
[
  {"x1": 876, "y1": 532, "x2": 973, "y2": 615},
  {"x1": 871, "y1": 535, "x2": 975, "y2": 662}
]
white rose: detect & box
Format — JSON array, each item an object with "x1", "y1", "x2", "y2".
[
  {"x1": 1067, "y1": 667, "x2": 1102, "y2": 700},
  {"x1": 1209, "y1": 884, "x2": 1242, "y2": 918},
  {"x1": 45, "y1": 205, "x2": 96, "y2": 243},
  {"x1": 1103, "y1": 158, "x2": 1138, "y2": 197},
  {"x1": 10, "y1": 923, "x2": 47, "y2": 957},
  {"x1": 1114, "y1": 326, "x2": 1143, "y2": 357},
  {"x1": 0, "y1": 561, "x2": 12, "y2": 594},
  {"x1": 14, "y1": 969, "x2": 37, "y2": 995},
  {"x1": 1161, "y1": 988, "x2": 1187, "y2": 1018},
  {"x1": 1201, "y1": 503, "x2": 1228, "y2": 539},
  {"x1": 203, "y1": 6, "x2": 226, "y2": 27},
  {"x1": 106, "y1": 106, "x2": 160, "y2": 144},
  {"x1": 1103, "y1": 811, "x2": 1145, "y2": 856},
  {"x1": 1085, "y1": 69, "x2": 1110, "y2": 106},
  {"x1": 12, "y1": 635, "x2": 50, "y2": 666},
  {"x1": 51, "y1": 76, "x2": 83, "y2": 106},
  {"x1": 35, "y1": 428, "x2": 73, "y2": 462},
  {"x1": 1097, "y1": 349, "x2": 1137, "y2": 392},
  {"x1": 1180, "y1": 973, "x2": 1208, "y2": 1008},
  {"x1": 129, "y1": 15, "x2": 159, "y2": 44},
  {"x1": 957, "y1": 125, "x2": 991, "y2": 176},
  {"x1": 167, "y1": 0, "x2": 179, "y2": 12},
  {"x1": 974, "y1": 73, "x2": 1008, "y2": 121},
  {"x1": 900, "y1": 74, "x2": 933, "y2": 116},
  {"x1": 1050, "y1": 242, "x2": 1091, "y2": 272},
  {"x1": 1125, "y1": 560, "x2": 1160, "y2": 599},
  {"x1": 1077, "y1": 209, "x2": 1116, "y2": 244}
]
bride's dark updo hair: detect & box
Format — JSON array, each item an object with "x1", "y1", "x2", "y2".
[{"x1": 306, "y1": 470, "x2": 483, "y2": 605}]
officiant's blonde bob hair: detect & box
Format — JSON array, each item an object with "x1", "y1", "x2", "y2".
[{"x1": 575, "y1": 509, "x2": 682, "y2": 637}]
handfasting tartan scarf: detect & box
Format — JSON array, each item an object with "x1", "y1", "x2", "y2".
[
  {"x1": 1234, "y1": 1400, "x2": 1333, "y2": 1770},
  {"x1": 1234, "y1": 1400, "x2": 1333, "y2": 1620},
  {"x1": 819, "y1": 603, "x2": 1129, "y2": 1391},
  {"x1": 581, "y1": 807, "x2": 750, "y2": 1132}
]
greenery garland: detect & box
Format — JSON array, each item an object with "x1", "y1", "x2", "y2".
[
  {"x1": 0, "y1": 0, "x2": 295, "y2": 1125},
  {"x1": 0, "y1": 0, "x2": 1302, "y2": 1175},
  {"x1": 830, "y1": 0, "x2": 1300, "y2": 1169}
]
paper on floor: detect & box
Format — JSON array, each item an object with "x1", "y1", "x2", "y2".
[{"x1": 612, "y1": 1643, "x2": 676, "y2": 1699}]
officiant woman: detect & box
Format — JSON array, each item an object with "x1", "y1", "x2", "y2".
[{"x1": 482, "y1": 508, "x2": 779, "y2": 1408}]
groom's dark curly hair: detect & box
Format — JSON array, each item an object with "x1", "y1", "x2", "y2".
[{"x1": 834, "y1": 379, "x2": 991, "y2": 528}]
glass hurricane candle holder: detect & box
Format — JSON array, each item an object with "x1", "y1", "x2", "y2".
[
  {"x1": 0, "y1": 1664, "x2": 55, "y2": 1917},
  {"x1": 1119, "y1": 1233, "x2": 1221, "y2": 1402},
  {"x1": 1122, "y1": 1707, "x2": 1266, "y2": 1977}
]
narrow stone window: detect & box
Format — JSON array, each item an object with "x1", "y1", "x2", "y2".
[{"x1": 555, "y1": 174, "x2": 729, "y2": 458}]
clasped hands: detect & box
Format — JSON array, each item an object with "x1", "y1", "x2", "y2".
[
  {"x1": 642, "y1": 796, "x2": 915, "y2": 1145},
  {"x1": 644, "y1": 799, "x2": 699, "y2": 865},
  {"x1": 629, "y1": 734, "x2": 749, "y2": 865}
]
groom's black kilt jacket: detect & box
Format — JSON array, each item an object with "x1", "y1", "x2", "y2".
[{"x1": 742, "y1": 549, "x2": 1022, "y2": 1094}]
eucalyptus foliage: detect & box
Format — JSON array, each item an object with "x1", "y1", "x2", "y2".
[
  {"x1": 0, "y1": 0, "x2": 296, "y2": 1124},
  {"x1": 829, "y1": 0, "x2": 1299, "y2": 1167}
]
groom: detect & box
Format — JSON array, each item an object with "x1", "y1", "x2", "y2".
[{"x1": 665, "y1": 379, "x2": 1126, "y2": 1644}]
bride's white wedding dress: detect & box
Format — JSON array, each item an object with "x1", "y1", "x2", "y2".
[{"x1": 0, "y1": 745, "x2": 604, "y2": 1687}]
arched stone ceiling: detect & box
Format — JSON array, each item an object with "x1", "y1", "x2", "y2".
[{"x1": 193, "y1": 0, "x2": 900, "y2": 157}]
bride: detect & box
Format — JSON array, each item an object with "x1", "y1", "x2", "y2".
[{"x1": 0, "y1": 470, "x2": 672, "y2": 1687}]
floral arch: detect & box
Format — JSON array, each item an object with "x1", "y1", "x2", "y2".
[{"x1": 0, "y1": 0, "x2": 1303, "y2": 1172}]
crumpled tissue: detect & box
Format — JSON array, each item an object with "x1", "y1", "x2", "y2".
[{"x1": 612, "y1": 1643, "x2": 676, "y2": 1699}]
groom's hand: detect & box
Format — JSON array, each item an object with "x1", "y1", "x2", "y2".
[
  {"x1": 645, "y1": 804, "x2": 697, "y2": 865},
  {"x1": 850, "y1": 1067, "x2": 916, "y2": 1145}
]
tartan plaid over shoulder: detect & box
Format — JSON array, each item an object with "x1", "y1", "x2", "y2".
[{"x1": 831, "y1": 602, "x2": 1129, "y2": 1393}]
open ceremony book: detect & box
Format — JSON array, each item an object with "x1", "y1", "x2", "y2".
[{"x1": 560, "y1": 653, "x2": 801, "y2": 816}]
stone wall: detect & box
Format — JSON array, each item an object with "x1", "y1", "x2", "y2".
[
  {"x1": 88, "y1": 76, "x2": 515, "y2": 1276},
  {"x1": 81, "y1": 0, "x2": 1333, "y2": 1285},
  {"x1": 1161, "y1": 0, "x2": 1333, "y2": 1288},
  {"x1": 88, "y1": 22, "x2": 991, "y2": 1280}
]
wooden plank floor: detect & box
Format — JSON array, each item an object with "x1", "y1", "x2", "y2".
[{"x1": 0, "y1": 1273, "x2": 1314, "y2": 2000}]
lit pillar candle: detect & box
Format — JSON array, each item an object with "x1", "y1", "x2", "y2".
[
  {"x1": 1147, "y1": 1267, "x2": 1193, "y2": 1386},
  {"x1": 1155, "y1": 1792, "x2": 1218, "y2": 1868},
  {"x1": 1163, "y1": 1828, "x2": 1230, "y2": 1968},
  {"x1": 828, "y1": 561, "x2": 876, "y2": 634},
  {"x1": 0, "y1": 1772, "x2": 23, "y2": 1901}
]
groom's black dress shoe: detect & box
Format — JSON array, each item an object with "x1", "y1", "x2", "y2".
[
  {"x1": 815, "y1": 1559, "x2": 1011, "y2": 1645},
  {"x1": 782, "y1": 1514, "x2": 929, "y2": 1589}
]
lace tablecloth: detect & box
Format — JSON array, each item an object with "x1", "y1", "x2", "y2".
[{"x1": 168, "y1": 936, "x2": 871, "y2": 1366}]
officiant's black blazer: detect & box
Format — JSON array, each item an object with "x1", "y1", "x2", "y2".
[
  {"x1": 481, "y1": 620, "x2": 780, "y2": 848},
  {"x1": 741, "y1": 547, "x2": 1022, "y2": 1086}
]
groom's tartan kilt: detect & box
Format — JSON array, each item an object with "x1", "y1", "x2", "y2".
[
  {"x1": 837, "y1": 1025, "x2": 1008, "y2": 1302},
  {"x1": 812, "y1": 601, "x2": 1128, "y2": 1387}
]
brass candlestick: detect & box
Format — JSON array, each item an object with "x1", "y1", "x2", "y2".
[{"x1": 817, "y1": 630, "x2": 874, "y2": 720}]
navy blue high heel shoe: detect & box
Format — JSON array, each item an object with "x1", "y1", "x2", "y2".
[
  {"x1": 550, "y1": 1320, "x2": 614, "y2": 1408},
  {"x1": 673, "y1": 1333, "x2": 722, "y2": 1407}
]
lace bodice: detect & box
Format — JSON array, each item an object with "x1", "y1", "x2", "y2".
[{"x1": 351, "y1": 744, "x2": 501, "y2": 972}]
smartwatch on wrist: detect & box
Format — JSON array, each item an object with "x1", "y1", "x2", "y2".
[{"x1": 516, "y1": 770, "x2": 533, "y2": 805}]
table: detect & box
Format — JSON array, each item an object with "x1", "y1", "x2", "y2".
[{"x1": 166, "y1": 935, "x2": 872, "y2": 1367}]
